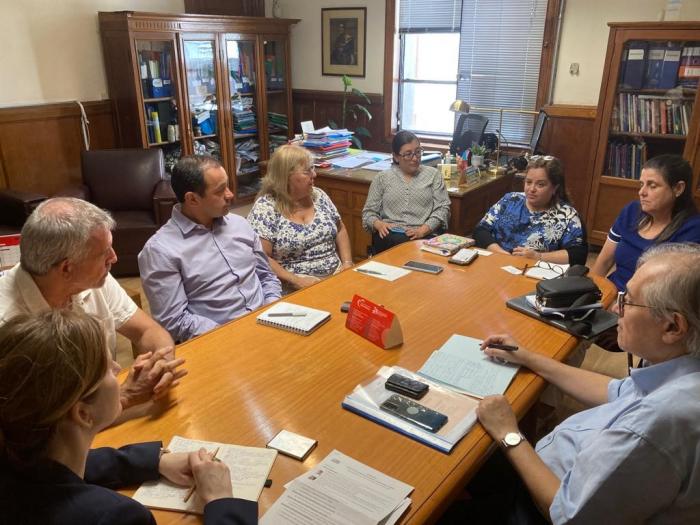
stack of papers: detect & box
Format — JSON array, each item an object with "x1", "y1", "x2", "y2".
[
  {"x1": 261, "y1": 449, "x2": 413, "y2": 525},
  {"x1": 303, "y1": 126, "x2": 354, "y2": 162},
  {"x1": 232, "y1": 96, "x2": 257, "y2": 136},
  {"x1": 342, "y1": 366, "x2": 479, "y2": 453},
  {"x1": 418, "y1": 335, "x2": 519, "y2": 399}
]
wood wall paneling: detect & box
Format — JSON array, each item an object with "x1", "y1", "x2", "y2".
[
  {"x1": 0, "y1": 101, "x2": 117, "y2": 195},
  {"x1": 539, "y1": 104, "x2": 597, "y2": 220},
  {"x1": 292, "y1": 89, "x2": 391, "y2": 153}
]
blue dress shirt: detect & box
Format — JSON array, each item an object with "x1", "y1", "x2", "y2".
[
  {"x1": 536, "y1": 355, "x2": 700, "y2": 524},
  {"x1": 138, "y1": 206, "x2": 282, "y2": 342}
]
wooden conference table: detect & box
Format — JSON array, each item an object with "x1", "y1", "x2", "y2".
[{"x1": 96, "y1": 242, "x2": 615, "y2": 524}]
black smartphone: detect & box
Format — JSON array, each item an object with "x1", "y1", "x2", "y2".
[
  {"x1": 402, "y1": 260, "x2": 444, "y2": 274},
  {"x1": 379, "y1": 394, "x2": 448, "y2": 433},
  {"x1": 385, "y1": 373, "x2": 429, "y2": 400}
]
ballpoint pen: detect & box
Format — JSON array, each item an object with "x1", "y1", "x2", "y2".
[
  {"x1": 268, "y1": 312, "x2": 308, "y2": 317},
  {"x1": 357, "y1": 268, "x2": 383, "y2": 275},
  {"x1": 183, "y1": 447, "x2": 220, "y2": 502},
  {"x1": 487, "y1": 343, "x2": 519, "y2": 352}
]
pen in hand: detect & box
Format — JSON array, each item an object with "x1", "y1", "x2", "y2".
[
  {"x1": 183, "y1": 447, "x2": 220, "y2": 503},
  {"x1": 487, "y1": 343, "x2": 519, "y2": 352},
  {"x1": 268, "y1": 312, "x2": 308, "y2": 317}
]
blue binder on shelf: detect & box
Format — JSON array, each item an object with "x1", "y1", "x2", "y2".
[
  {"x1": 659, "y1": 44, "x2": 683, "y2": 89},
  {"x1": 622, "y1": 41, "x2": 648, "y2": 89},
  {"x1": 643, "y1": 43, "x2": 666, "y2": 88}
]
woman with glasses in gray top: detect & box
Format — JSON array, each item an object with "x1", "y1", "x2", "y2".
[{"x1": 362, "y1": 131, "x2": 451, "y2": 254}]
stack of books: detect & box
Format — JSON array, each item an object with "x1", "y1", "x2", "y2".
[
  {"x1": 303, "y1": 126, "x2": 353, "y2": 162},
  {"x1": 267, "y1": 111, "x2": 288, "y2": 132},
  {"x1": 232, "y1": 97, "x2": 257, "y2": 136}
]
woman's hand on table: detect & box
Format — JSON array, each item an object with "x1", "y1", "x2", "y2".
[{"x1": 405, "y1": 224, "x2": 431, "y2": 240}]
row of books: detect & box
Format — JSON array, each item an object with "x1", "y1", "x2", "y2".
[
  {"x1": 606, "y1": 140, "x2": 648, "y2": 180},
  {"x1": 232, "y1": 96, "x2": 257, "y2": 136},
  {"x1": 268, "y1": 111, "x2": 288, "y2": 131},
  {"x1": 139, "y1": 49, "x2": 174, "y2": 99},
  {"x1": 620, "y1": 41, "x2": 699, "y2": 90},
  {"x1": 612, "y1": 93, "x2": 694, "y2": 135}
]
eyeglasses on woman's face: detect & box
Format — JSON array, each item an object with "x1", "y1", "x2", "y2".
[
  {"x1": 616, "y1": 290, "x2": 656, "y2": 318},
  {"x1": 530, "y1": 155, "x2": 555, "y2": 161},
  {"x1": 397, "y1": 148, "x2": 424, "y2": 160}
]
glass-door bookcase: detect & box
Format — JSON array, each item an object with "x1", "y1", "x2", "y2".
[{"x1": 135, "y1": 38, "x2": 183, "y2": 174}]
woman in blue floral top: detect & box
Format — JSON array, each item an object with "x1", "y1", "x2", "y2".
[
  {"x1": 473, "y1": 156, "x2": 588, "y2": 265},
  {"x1": 248, "y1": 145, "x2": 353, "y2": 290}
]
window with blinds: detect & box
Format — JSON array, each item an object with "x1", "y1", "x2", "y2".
[{"x1": 398, "y1": 0, "x2": 548, "y2": 144}]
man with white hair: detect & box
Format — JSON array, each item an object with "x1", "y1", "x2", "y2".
[
  {"x1": 465, "y1": 242, "x2": 700, "y2": 524},
  {"x1": 0, "y1": 197, "x2": 186, "y2": 409}
]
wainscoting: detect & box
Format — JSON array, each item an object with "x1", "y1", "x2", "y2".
[{"x1": 0, "y1": 100, "x2": 117, "y2": 195}]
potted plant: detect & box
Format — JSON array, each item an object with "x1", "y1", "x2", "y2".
[
  {"x1": 469, "y1": 142, "x2": 488, "y2": 168},
  {"x1": 329, "y1": 75, "x2": 372, "y2": 148}
]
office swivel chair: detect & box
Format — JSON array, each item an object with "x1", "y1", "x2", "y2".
[
  {"x1": 506, "y1": 109, "x2": 549, "y2": 171},
  {"x1": 449, "y1": 113, "x2": 489, "y2": 155}
]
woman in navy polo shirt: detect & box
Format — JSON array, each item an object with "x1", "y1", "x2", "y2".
[{"x1": 592, "y1": 154, "x2": 700, "y2": 291}]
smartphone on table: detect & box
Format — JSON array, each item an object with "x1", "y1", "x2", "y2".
[
  {"x1": 403, "y1": 260, "x2": 444, "y2": 274},
  {"x1": 379, "y1": 394, "x2": 448, "y2": 433}
]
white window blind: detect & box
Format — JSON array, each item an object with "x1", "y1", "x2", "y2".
[
  {"x1": 456, "y1": 0, "x2": 547, "y2": 144},
  {"x1": 399, "y1": 0, "x2": 462, "y2": 32}
]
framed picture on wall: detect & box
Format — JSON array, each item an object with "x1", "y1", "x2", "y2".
[{"x1": 321, "y1": 7, "x2": 366, "y2": 77}]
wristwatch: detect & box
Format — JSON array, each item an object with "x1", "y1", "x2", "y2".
[{"x1": 500, "y1": 431, "x2": 526, "y2": 449}]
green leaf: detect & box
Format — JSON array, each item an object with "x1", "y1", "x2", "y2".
[
  {"x1": 351, "y1": 104, "x2": 372, "y2": 121},
  {"x1": 328, "y1": 119, "x2": 338, "y2": 129},
  {"x1": 355, "y1": 126, "x2": 372, "y2": 137},
  {"x1": 342, "y1": 74, "x2": 352, "y2": 88},
  {"x1": 350, "y1": 135, "x2": 363, "y2": 148},
  {"x1": 350, "y1": 88, "x2": 371, "y2": 105}
]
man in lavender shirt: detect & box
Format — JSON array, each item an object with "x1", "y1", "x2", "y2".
[{"x1": 138, "y1": 156, "x2": 281, "y2": 342}]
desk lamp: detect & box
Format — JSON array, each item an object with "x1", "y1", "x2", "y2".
[{"x1": 449, "y1": 100, "x2": 539, "y2": 176}]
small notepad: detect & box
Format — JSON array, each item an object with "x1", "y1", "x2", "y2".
[{"x1": 256, "y1": 302, "x2": 331, "y2": 335}]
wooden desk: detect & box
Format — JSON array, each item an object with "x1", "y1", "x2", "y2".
[
  {"x1": 315, "y1": 167, "x2": 514, "y2": 260},
  {"x1": 95, "y1": 242, "x2": 614, "y2": 524}
]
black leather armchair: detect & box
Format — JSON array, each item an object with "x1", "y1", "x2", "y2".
[
  {"x1": 57, "y1": 148, "x2": 177, "y2": 276},
  {"x1": 0, "y1": 189, "x2": 47, "y2": 236}
]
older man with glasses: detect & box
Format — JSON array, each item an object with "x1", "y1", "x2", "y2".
[{"x1": 443, "y1": 242, "x2": 700, "y2": 524}]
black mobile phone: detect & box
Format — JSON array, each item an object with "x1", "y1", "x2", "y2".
[
  {"x1": 379, "y1": 394, "x2": 448, "y2": 433},
  {"x1": 385, "y1": 373, "x2": 429, "y2": 400},
  {"x1": 402, "y1": 260, "x2": 444, "y2": 274}
]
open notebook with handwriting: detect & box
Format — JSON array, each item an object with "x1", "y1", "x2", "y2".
[{"x1": 256, "y1": 301, "x2": 331, "y2": 336}]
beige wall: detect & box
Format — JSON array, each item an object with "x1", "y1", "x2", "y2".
[
  {"x1": 552, "y1": 0, "x2": 700, "y2": 105},
  {"x1": 270, "y1": 0, "x2": 386, "y2": 94},
  {"x1": 0, "y1": 0, "x2": 184, "y2": 107}
]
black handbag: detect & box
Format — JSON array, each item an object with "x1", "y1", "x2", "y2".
[{"x1": 535, "y1": 276, "x2": 602, "y2": 310}]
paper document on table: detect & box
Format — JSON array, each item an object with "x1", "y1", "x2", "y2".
[
  {"x1": 133, "y1": 436, "x2": 277, "y2": 515},
  {"x1": 363, "y1": 159, "x2": 393, "y2": 171},
  {"x1": 342, "y1": 366, "x2": 478, "y2": 453},
  {"x1": 353, "y1": 151, "x2": 392, "y2": 162},
  {"x1": 418, "y1": 335, "x2": 519, "y2": 399},
  {"x1": 332, "y1": 155, "x2": 371, "y2": 168},
  {"x1": 525, "y1": 261, "x2": 569, "y2": 280},
  {"x1": 261, "y1": 449, "x2": 413, "y2": 525},
  {"x1": 354, "y1": 261, "x2": 411, "y2": 282}
]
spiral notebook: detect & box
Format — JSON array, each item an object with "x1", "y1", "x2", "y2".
[{"x1": 256, "y1": 302, "x2": 331, "y2": 335}]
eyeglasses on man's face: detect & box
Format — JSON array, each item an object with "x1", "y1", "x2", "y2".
[
  {"x1": 530, "y1": 155, "x2": 555, "y2": 161},
  {"x1": 397, "y1": 148, "x2": 424, "y2": 160},
  {"x1": 616, "y1": 290, "x2": 655, "y2": 318}
]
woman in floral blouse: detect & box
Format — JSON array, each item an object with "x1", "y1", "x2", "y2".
[
  {"x1": 473, "y1": 156, "x2": 588, "y2": 265},
  {"x1": 248, "y1": 145, "x2": 353, "y2": 290}
]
